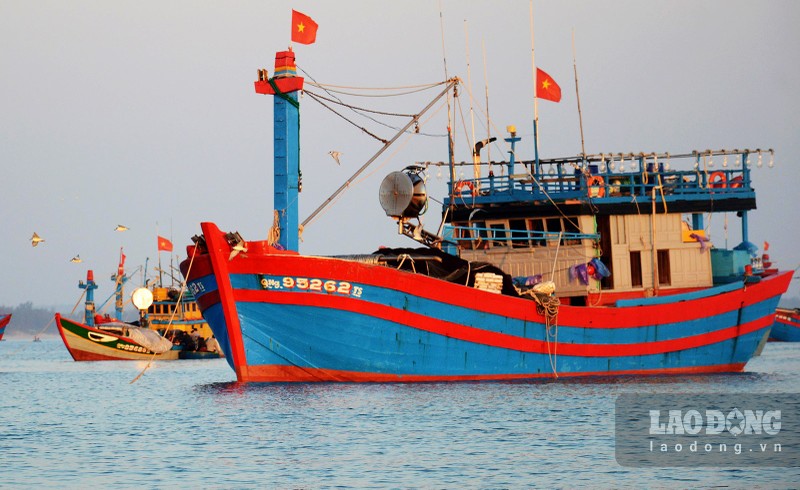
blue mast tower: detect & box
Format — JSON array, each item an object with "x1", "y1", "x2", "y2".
[
  {"x1": 109, "y1": 248, "x2": 128, "y2": 321},
  {"x1": 255, "y1": 49, "x2": 303, "y2": 252},
  {"x1": 79, "y1": 270, "x2": 99, "y2": 327}
]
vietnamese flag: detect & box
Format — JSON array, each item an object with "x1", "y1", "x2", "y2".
[
  {"x1": 291, "y1": 10, "x2": 318, "y2": 45},
  {"x1": 118, "y1": 250, "x2": 126, "y2": 276},
  {"x1": 157, "y1": 236, "x2": 173, "y2": 252},
  {"x1": 536, "y1": 68, "x2": 561, "y2": 103}
]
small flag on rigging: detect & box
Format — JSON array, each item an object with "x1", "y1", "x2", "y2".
[
  {"x1": 536, "y1": 68, "x2": 561, "y2": 103},
  {"x1": 157, "y1": 236, "x2": 173, "y2": 252},
  {"x1": 118, "y1": 250, "x2": 126, "y2": 276}
]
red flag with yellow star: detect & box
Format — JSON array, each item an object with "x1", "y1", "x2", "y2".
[
  {"x1": 291, "y1": 10, "x2": 318, "y2": 45},
  {"x1": 157, "y1": 236, "x2": 173, "y2": 253},
  {"x1": 536, "y1": 68, "x2": 561, "y2": 103}
]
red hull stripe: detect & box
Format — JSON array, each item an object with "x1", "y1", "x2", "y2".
[
  {"x1": 55, "y1": 313, "x2": 75, "y2": 357},
  {"x1": 200, "y1": 225, "x2": 249, "y2": 380},
  {"x1": 776, "y1": 319, "x2": 800, "y2": 328},
  {"x1": 216, "y1": 257, "x2": 791, "y2": 329},
  {"x1": 241, "y1": 362, "x2": 747, "y2": 383},
  {"x1": 186, "y1": 225, "x2": 790, "y2": 331},
  {"x1": 231, "y1": 289, "x2": 772, "y2": 357},
  {"x1": 192, "y1": 266, "x2": 790, "y2": 331},
  {"x1": 68, "y1": 350, "x2": 142, "y2": 362},
  {"x1": 195, "y1": 289, "x2": 220, "y2": 312}
]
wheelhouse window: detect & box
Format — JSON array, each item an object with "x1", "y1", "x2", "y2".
[
  {"x1": 453, "y1": 216, "x2": 583, "y2": 250},
  {"x1": 460, "y1": 220, "x2": 490, "y2": 249},
  {"x1": 509, "y1": 219, "x2": 529, "y2": 248},
  {"x1": 545, "y1": 218, "x2": 562, "y2": 244},
  {"x1": 561, "y1": 217, "x2": 582, "y2": 245},
  {"x1": 528, "y1": 218, "x2": 546, "y2": 247},
  {"x1": 488, "y1": 221, "x2": 508, "y2": 247},
  {"x1": 657, "y1": 250, "x2": 671, "y2": 285},
  {"x1": 630, "y1": 251, "x2": 643, "y2": 287}
]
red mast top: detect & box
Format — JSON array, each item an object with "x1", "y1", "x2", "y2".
[{"x1": 255, "y1": 48, "x2": 304, "y2": 95}]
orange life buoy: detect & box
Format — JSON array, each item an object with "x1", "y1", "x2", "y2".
[
  {"x1": 587, "y1": 175, "x2": 605, "y2": 198},
  {"x1": 729, "y1": 175, "x2": 743, "y2": 188},
  {"x1": 709, "y1": 171, "x2": 727, "y2": 188},
  {"x1": 454, "y1": 180, "x2": 476, "y2": 196}
]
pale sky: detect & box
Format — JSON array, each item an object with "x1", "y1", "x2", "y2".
[{"x1": 2, "y1": 0, "x2": 799, "y2": 309}]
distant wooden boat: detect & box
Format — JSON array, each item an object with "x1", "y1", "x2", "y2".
[
  {"x1": 56, "y1": 313, "x2": 179, "y2": 361},
  {"x1": 146, "y1": 286, "x2": 222, "y2": 358},
  {"x1": 770, "y1": 307, "x2": 800, "y2": 342},
  {"x1": 56, "y1": 250, "x2": 222, "y2": 361},
  {"x1": 0, "y1": 314, "x2": 10, "y2": 341}
]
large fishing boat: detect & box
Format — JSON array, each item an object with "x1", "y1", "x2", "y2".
[
  {"x1": 770, "y1": 307, "x2": 800, "y2": 342},
  {"x1": 0, "y1": 314, "x2": 10, "y2": 341},
  {"x1": 56, "y1": 251, "x2": 222, "y2": 361},
  {"x1": 180, "y1": 48, "x2": 791, "y2": 383}
]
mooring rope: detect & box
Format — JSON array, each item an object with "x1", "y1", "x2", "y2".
[
  {"x1": 532, "y1": 292, "x2": 561, "y2": 378},
  {"x1": 267, "y1": 210, "x2": 281, "y2": 247}
]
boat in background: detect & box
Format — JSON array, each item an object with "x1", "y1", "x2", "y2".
[
  {"x1": 56, "y1": 250, "x2": 222, "y2": 361},
  {"x1": 56, "y1": 266, "x2": 179, "y2": 361},
  {"x1": 770, "y1": 307, "x2": 800, "y2": 342},
  {"x1": 181, "y1": 48, "x2": 791, "y2": 383},
  {"x1": 0, "y1": 314, "x2": 10, "y2": 341},
  {"x1": 147, "y1": 285, "x2": 222, "y2": 359}
]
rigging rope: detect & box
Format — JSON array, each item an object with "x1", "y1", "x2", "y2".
[
  {"x1": 130, "y1": 242, "x2": 199, "y2": 384},
  {"x1": 304, "y1": 89, "x2": 417, "y2": 118},
  {"x1": 532, "y1": 292, "x2": 560, "y2": 378},
  {"x1": 304, "y1": 89, "x2": 446, "y2": 139},
  {"x1": 299, "y1": 66, "x2": 448, "y2": 138},
  {"x1": 267, "y1": 210, "x2": 281, "y2": 247},
  {"x1": 303, "y1": 79, "x2": 448, "y2": 96},
  {"x1": 302, "y1": 96, "x2": 449, "y2": 229},
  {"x1": 304, "y1": 91, "x2": 388, "y2": 144}
]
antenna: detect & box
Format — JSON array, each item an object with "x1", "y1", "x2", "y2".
[
  {"x1": 572, "y1": 29, "x2": 586, "y2": 160},
  {"x1": 438, "y1": 1, "x2": 450, "y2": 81},
  {"x1": 529, "y1": 0, "x2": 540, "y2": 173},
  {"x1": 482, "y1": 38, "x2": 491, "y2": 171},
  {"x1": 156, "y1": 222, "x2": 163, "y2": 287},
  {"x1": 438, "y1": 0, "x2": 457, "y2": 208},
  {"x1": 464, "y1": 20, "x2": 478, "y2": 180}
]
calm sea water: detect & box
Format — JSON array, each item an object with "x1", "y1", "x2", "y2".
[{"x1": 1, "y1": 338, "x2": 798, "y2": 489}]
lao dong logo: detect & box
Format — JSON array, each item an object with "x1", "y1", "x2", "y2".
[
  {"x1": 649, "y1": 408, "x2": 781, "y2": 436},
  {"x1": 614, "y1": 394, "x2": 799, "y2": 467}
]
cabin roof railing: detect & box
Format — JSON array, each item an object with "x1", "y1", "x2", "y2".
[{"x1": 436, "y1": 147, "x2": 767, "y2": 208}]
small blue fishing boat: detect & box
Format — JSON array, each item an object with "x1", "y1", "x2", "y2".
[
  {"x1": 0, "y1": 314, "x2": 10, "y2": 341},
  {"x1": 771, "y1": 307, "x2": 800, "y2": 342}
]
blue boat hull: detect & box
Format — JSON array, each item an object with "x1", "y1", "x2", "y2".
[
  {"x1": 770, "y1": 309, "x2": 800, "y2": 342},
  {"x1": 181, "y1": 223, "x2": 791, "y2": 383}
]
